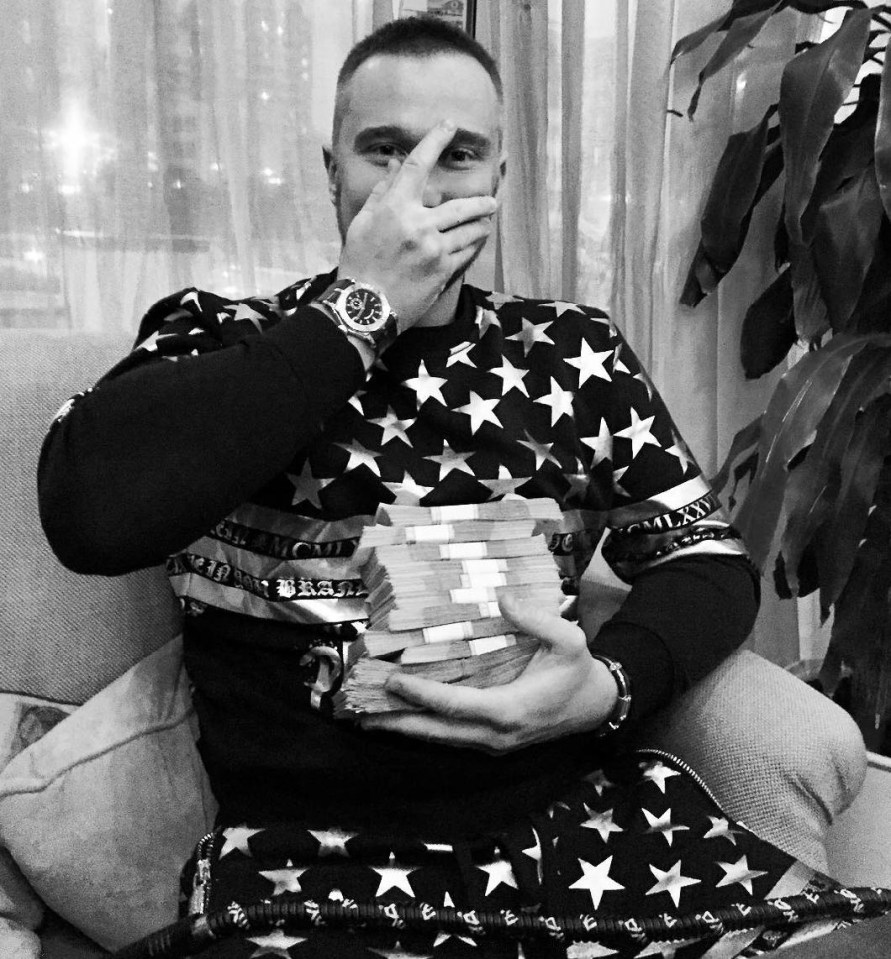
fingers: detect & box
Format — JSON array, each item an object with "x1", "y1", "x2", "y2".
[
  {"x1": 498, "y1": 594, "x2": 587, "y2": 654},
  {"x1": 432, "y1": 195, "x2": 499, "y2": 231},
  {"x1": 440, "y1": 217, "x2": 494, "y2": 258},
  {"x1": 366, "y1": 157, "x2": 401, "y2": 205},
  {"x1": 391, "y1": 119, "x2": 456, "y2": 196}
]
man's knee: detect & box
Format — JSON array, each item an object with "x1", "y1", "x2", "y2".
[{"x1": 635, "y1": 650, "x2": 868, "y2": 867}]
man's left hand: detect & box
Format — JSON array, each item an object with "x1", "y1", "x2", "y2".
[{"x1": 358, "y1": 594, "x2": 619, "y2": 753}]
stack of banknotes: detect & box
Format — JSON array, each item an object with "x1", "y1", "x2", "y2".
[{"x1": 333, "y1": 498, "x2": 565, "y2": 717}]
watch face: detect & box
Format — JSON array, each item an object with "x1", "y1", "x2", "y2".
[{"x1": 342, "y1": 286, "x2": 386, "y2": 331}]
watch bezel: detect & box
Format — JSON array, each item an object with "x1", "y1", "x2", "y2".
[{"x1": 327, "y1": 281, "x2": 394, "y2": 338}]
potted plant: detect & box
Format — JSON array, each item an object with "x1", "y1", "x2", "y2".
[{"x1": 671, "y1": 0, "x2": 891, "y2": 756}]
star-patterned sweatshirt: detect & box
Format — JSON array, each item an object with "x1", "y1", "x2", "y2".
[{"x1": 39, "y1": 271, "x2": 758, "y2": 834}]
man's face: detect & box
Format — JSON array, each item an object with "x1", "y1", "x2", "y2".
[{"x1": 325, "y1": 51, "x2": 505, "y2": 242}]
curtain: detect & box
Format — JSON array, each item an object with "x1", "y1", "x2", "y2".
[{"x1": 1, "y1": 0, "x2": 800, "y2": 662}]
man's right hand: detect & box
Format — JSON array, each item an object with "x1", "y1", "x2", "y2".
[{"x1": 339, "y1": 119, "x2": 498, "y2": 330}]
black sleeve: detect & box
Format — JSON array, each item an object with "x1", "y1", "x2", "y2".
[
  {"x1": 38, "y1": 293, "x2": 365, "y2": 576},
  {"x1": 587, "y1": 554, "x2": 760, "y2": 728}
]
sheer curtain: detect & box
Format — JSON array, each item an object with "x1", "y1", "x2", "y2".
[{"x1": 2, "y1": 0, "x2": 798, "y2": 661}]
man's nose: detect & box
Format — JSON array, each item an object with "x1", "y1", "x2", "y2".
[{"x1": 422, "y1": 179, "x2": 445, "y2": 208}]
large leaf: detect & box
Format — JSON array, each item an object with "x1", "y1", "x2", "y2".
[
  {"x1": 671, "y1": 0, "x2": 790, "y2": 64},
  {"x1": 740, "y1": 267, "x2": 797, "y2": 377},
  {"x1": 680, "y1": 115, "x2": 782, "y2": 307},
  {"x1": 812, "y1": 162, "x2": 884, "y2": 330},
  {"x1": 790, "y1": 0, "x2": 867, "y2": 9},
  {"x1": 778, "y1": 343, "x2": 891, "y2": 592},
  {"x1": 701, "y1": 112, "x2": 780, "y2": 272},
  {"x1": 779, "y1": 7, "x2": 872, "y2": 247},
  {"x1": 818, "y1": 394, "x2": 891, "y2": 613},
  {"x1": 687, "y1": 5, "x2": 784, "y2": 118},
  {"x1": 789, "y1": 242, "x2": 831, "y2": 341},
  {"x1": 849, "y1": 218, "x2": 891, "y2": 333},
  {"x1": 804, "y1": 72, "x2": 880, "y2": 239},
  {"x1": 733, "y1": 333, "x2": 883, "y2": 567},
  {"x1": 876, "y1": 34, "x2": 891, "y2": 220}
]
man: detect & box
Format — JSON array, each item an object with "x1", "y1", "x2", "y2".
[{"x1": 37, "y1": 16, "x2": 853, "y2": 959}]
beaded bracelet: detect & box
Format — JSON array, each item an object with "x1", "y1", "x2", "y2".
[{"x1": 590, "y1": 653, "x2": 632, "y2": 736}]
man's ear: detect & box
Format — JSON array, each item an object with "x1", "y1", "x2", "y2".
[
  {"x1": 322, "y1": 146, "x2": 339, "y2": 204},
  {"x1": 494, "y1": 153, "x2": 508, "y2": 196}
]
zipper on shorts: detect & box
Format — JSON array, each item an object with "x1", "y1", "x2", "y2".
[
  {"x1": 188, "y1": 830, "x2": 219, "y2": 917},
  {"x1": 634, "y1": 746, "x2": 727, "y2": 813}
]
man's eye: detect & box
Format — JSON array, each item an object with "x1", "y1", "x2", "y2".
[
  {"x1": 368, "y1": 144, "x2": 406, "y2": 163},
  {"x1": 445, "y1": 148, "x2": 478, "y2": 167}
]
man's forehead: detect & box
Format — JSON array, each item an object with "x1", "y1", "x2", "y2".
[{"x1": 336, "y1": 51, "x2": 501, "y2": 136}]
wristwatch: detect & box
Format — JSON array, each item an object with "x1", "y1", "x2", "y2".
[
  {"x1": 312, "y1": 278, "x2": 399, "y2": 353},
  {"x1": 590, "y1": 654, "x2": 632, "y2": 736}
]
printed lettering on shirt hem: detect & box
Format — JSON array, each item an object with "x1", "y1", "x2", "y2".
[
  {"x1": 166, "y1": 553, "x2": 367, "y2": 601},
  {"x1": 618, "y1": 493, "x2": 721, "y2": 535},
  {"x1": 208, "y1": 517, "x2": 360, "y2": 560}
]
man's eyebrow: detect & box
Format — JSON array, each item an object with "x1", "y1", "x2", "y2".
[{"x1": 354, "y1": 125, "x2": 494, "y2": 152}]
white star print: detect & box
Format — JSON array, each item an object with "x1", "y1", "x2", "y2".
[
  {"x1": 534, "y1": 377, "x2": 575, "y2": 426},
  {"x1": 545, "y1": 300, "x2": 585, "y2": 317},
  {"x1": 612, "y1": 342, "x2": 632, "y2": 376},
  {"x1": 433, "y1": 892, "x2": 476, "y2": 948},
  {"x1": 568, "y1": 943, "x2": 619, "y2": 957},
  {"x1": 372, "y1": 852, "x2": 417, "y2": 897},
  {"x1": 486, "y1": 291, "x2": 522, "y2": 308},
  {"x1": 639, "y1": 761, "x2": 681, "y2": 794},
  {"x1": 382, "y1": 472, "x2": 435, "y2": 504},
  {"x1": 347, "y1": 388, "x2": 367, "y2": 414},
  {"x1": 490, "y1": 355, "x2": 530, "y2": 397},
  {"x1": 308, "y1": 826, "x2": 357, "y2": 857},
  {"x1": 219, "y1": 826, "x2": 263, "y2": 858},
  {"x1": 646, "y1": 860, "x2": 700, "y2": 908},
  {"x1": 614, "y1": 408, "x2": 661, "y2": 458},
  {"x1": 287, "y1": 458, "x2": 335, "y2": 508},
  {"x1": 229, "y1": 302, "x2": 267, "y2": 332},
  {"x1": 426, "y1": 440, "x2": 475, "y2": 481},
  {"x1": 258, "y1": 860, "x2": 307, "y2": 896},
  {"x1": 181, "y1": 290, "x2": 201, "y2": 308},
  {"x1": 369, "y1": 942, "x2": 433, "y2": 959},
  {"x1": 581, "y1": 805, "x2": 623, "y2": 843},
  {"x1": 480, "y1": 466, "x2": 530, "y2": 500},
  {"x1": 633, "y1": 941, "x2": 684, "y2": 958},
  {"x1": 446, "y1": 341, "x2": 477, "y2": 368},
  {"x1": 566, "y1": 340, "x2": 613, "y2": 386},
  {"x1": 612, "y1": 466, "x2": 631, "y2": 498},
  {"x1": 456, "y1": 391, "x2": 503, "y2": 433},
  {"x1": 585, "y1": 769, "x2": 615, "y2": 796},
  {"x1": 403, "y1": 360, "x2": 447, "y2": 406},
  {"x1": 370, "y1": 408, "x2": 416, "y2": 446},
  {"x1": 135, "y1": 330, "x2": 180, "y2": 353},
  {"x1": 716, "y1": 854, "x2": 768, "y2": 894},
  {"x1": 507, "y1": 317, "x2": 555, "y2": 356},
  {"x1": 476, "y1": 306, "x2": 502, "y2": 337},
  {"x1": 581, "y1": 419, "x2": 613, "y2": 467},
  {"x1": 633, "y1": 370, "x2": 656, "y2": 400},
  {"x1": 247, "y1": 928, "x2": 307, "y2": 957},
  {"x1": 337, "y1": 440, "x2": 382, "y2": 477},
  {"x1": 703, "y1": 816, "x2": 741, "y2": 845},
  {"x1": 477, "y1": 856, "x2": 519, "y2": 896},
  {"x1": 642, "y1": 808, "x2": 689, "y2": 847},
  {"x1": 563, "y1": 470, "x2": 590, "y2": 505},
  {"x1": 665, "y1": 438, "x2": 696, "y2": 474},
  {"x1": 569, "y1": 856, "x2": 625, "y2": 909},
  {"x1": 522, "y1": 828, "x2": 544, "y2": 883},
  {"x1": 518, "y1": 430, "x2": 561, "y2": 471}
]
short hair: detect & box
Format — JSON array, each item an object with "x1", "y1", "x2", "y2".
[{"x1": 333, "y1": 15, "x2": 503, "y2": 144}]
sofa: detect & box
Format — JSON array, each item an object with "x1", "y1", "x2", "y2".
[{"x1": 0, "y1": 329, "x2": 874, "y2": 957}]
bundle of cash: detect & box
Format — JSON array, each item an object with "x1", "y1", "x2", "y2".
[{"x1": 333, "y1": 497, "x2": 565, "y2": 718}]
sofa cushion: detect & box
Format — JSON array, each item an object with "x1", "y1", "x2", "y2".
[
  {"x1": 0, "y1": 330, "x2": 181, "y2": 707},
  {"x1": 0, "y1": 637, "x2": 217, "y2": 951}
]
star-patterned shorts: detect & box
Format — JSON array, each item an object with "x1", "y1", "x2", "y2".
[{"x1": 179, "y1": 753, "x2": 854, "y2": 959}]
